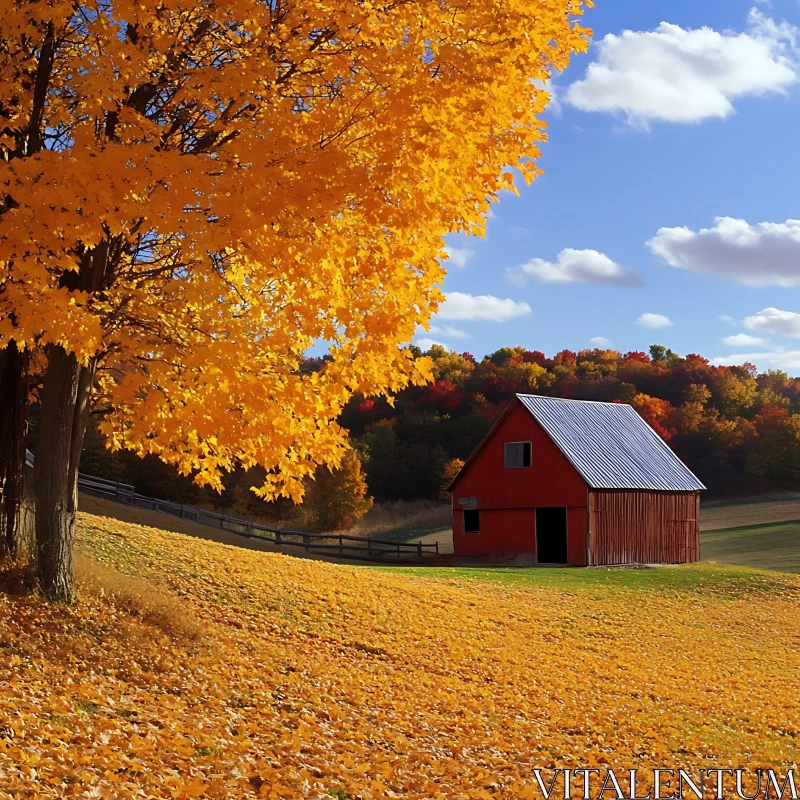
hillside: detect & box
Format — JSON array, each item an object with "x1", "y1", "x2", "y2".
[
  {"x1": 2, "y1": 513, "x2": 799, "y2": 798},
  {"x1": 80, "y1": 489, "x2": 800, "y2": 572},
  {"x1": 698, "y1": 494, "x2": 800, "y2": 574},
  {"x1": 700, "y1": 494, "x2": 800, "y2": 531}
]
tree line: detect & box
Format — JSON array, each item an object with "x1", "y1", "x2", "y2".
[
  {"x1": 75, "y1": 343, "x2": 800, "y2": 517},
  {"x1": 345, "y1": 344, "x2": 799, "y2": 500}
]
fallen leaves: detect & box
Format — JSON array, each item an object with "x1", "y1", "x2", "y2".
[{"x1": 1, "y1": 512, "x2": 799, "y2": 798}]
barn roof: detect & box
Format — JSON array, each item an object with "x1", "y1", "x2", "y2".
[{"x1": 516, "y1": 394, "x2": 705, "y2": 491}]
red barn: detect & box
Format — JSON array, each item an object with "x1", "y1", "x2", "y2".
[{"x1": 448, "y1": 394, "x2": 705, "y2": 566}]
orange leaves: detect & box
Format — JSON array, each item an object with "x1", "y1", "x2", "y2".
[
  {"x1": 2, "y1": 0, "x2": 592, "y2": 500},
  {"x1": 2, "y1": 514, "x2": 800, "y2": 797},
  {"x1": 180, "y1": 776, "x2": 211, "y2": 798}
]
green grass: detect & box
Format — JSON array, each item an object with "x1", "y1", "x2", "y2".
[
  {"x1": 700, "y1": 520, "x2": 800, "y2": 574},
  {"x1": 369, "y1": 518, "x2": 800, "y2": 584},
  {"x1": 369, "y1": 561, "x2": 795, "y2": 593}
]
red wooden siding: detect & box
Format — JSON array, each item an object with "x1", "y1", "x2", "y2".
[
  {"x1": 567, "y1": 507, "x2": 589, "y2": 566},
  {"x1": 452, "y1": 506, "x2": 588, "y2": 563},
  {"x1": 589, "y1": 490, "x2": 700, "y2": 565},
  {"x1": 453, "y1": 508, "x2": 535, "y2": 557},
  {"x1": 450, "y1": 401, "x2": 587, "y2": 509},
  {"x1": 450, "y1": 402, "x2": 589, "y2": 563}
]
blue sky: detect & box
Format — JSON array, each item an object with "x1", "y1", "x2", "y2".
[{"x1": 419, "y1": 0, "x2": 800, "y2": 373}]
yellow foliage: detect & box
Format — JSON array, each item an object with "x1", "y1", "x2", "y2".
[
  {"x1": 1, "y1": 514, "x2": 799, "y2": 797},
  {"x1": 439, "y1": 457, "x2": 464, "y2": 499},
  {"x1": 304, "y1": 448, "x2": 373, "y2": 532},
  {"x1": 0, "y1": 0, "x2": 591, "y2": 500}
]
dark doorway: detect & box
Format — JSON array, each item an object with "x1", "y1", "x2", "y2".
[
  {"x1": 463, "y1": 509, "x2": 480, "y2": 533},
  {"x1": 536, "y1": 507, "x2": 568, "y2": 564}
]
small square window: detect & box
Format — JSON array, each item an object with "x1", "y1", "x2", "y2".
[
  {"x1": 504, "y1": 441, "x2": 532, "y2": 469},
  {"x1": 463, "y1": 509, "x2": 480, "y2": 533}
]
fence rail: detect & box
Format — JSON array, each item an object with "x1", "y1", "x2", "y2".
[{"x1": 25, "y1": 450, "x2": 440, "y2": 560}]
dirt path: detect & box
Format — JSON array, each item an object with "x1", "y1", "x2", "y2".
[{"x1": 410, "y1": 528, "x2": 454, "y2": 554}]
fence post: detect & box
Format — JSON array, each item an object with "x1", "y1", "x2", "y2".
[
  {"x1": 115, "y1": 481, "x2": 120, "y2": 501},
  {"x1": 435, "y1": 541, "x2": 439, "y2": 554},
  {"x1": 339, "y1": 536, "x2": 343, "y2": 556},
  {"x1": 180, "y1": 504, "x2": 185, "y2": 519},
  {"x1": 367, "y1": 538, "x2": 372, "y2": 556},
  {"x1": 417, "y1": 542, "x2": 422, "y2": 558}
]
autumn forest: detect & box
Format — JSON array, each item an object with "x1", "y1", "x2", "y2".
[
  {"x1": 352, "y1": 343, "x2": 800, "y2": 500},
  {"x1": 72, "y1": 342, "x2": 800, "y2": 521}
]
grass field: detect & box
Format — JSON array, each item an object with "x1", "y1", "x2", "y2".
[
  {"x1": 698, "y1": 493, "x2": 800, "y2": 573},
  {"x1": 1, "y1": 511, "x2": 799, "y2": 798},
  {"x1": 701, "y1": 521, "x2": 800, "y2": 573},
  {"x1": 349, "y1": 500, "x2": 450, "y2": 542},
  {"x1": 79, "y1": 490, "x2": 800, "y2": 574},
  {"x1": 700, "y1": 493, "x2": 800, "y2": 531},
  {"x1": 373, "y1": 560, "x2": 785, "y2": 590}
]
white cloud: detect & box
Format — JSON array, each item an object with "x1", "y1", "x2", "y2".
[
  {"x1": 444, "y1": 246, "x2": 475, "y2": 270},
  {"x1": 712, "y1": 349, "x2": 800, "y2": 371},
  {"x1": 722, "y1": 333, "x2": 768, "y2": 346},
  {"x1": 635, "y1": 312, "x2": 673, "y2": 329},
  {"x1": 438, "y1": 292, "x2": 532, "y2": 322},
  {"x1": 648, "y1": 217, "x2": 800, "y2": 286},
  {"x1": 414, "y1": 323, "x2": 469, "y2": 352},
  {"x1": 565, "y1": 10, "x2": 798, "y2": 128},
  {"x1": 507, "y1": 248, "x2": 641, "y2": 287},
  {"x1": 415, "y1": 338, "x2": 449, "y2": 351},
  {"x1": 590, "y1": 336, "x2": 612, "y2": 346},
  {"x1": 744, "y1": 306, "x2": 800, "y2": 335},
  {"x1": 719, "y1": 314, "x2": 737, "y2": 325},
  {"x1": 421, "y1": 324, "x2": 470, "y2": 339}
]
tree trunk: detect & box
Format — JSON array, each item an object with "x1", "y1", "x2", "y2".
[
  {"x1": 0, "y1": 343, "x2": 30, "y2": 561},
  {"x1": 34, "y1": 345, "x2": 95, "y2": 602}
]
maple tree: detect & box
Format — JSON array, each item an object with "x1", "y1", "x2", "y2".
[{"x1": 0, "y1": 0, "x2": 591, "y2": 600}]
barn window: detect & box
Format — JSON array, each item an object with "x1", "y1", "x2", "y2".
[
  {"x1": 504, "y1": 441, "x2": 532, "y2": 469},
  {"x1": 463, "y1": 509, "x2": 480, "y2": 533}
]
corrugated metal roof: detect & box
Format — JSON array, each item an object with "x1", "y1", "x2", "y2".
[{"x1": 517, "y1": 394, "x2": 706, "y2": 491}]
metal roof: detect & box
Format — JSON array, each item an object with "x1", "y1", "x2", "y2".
[{"x1": 517, "y1": 394, "x2": 706, "y2": 492}]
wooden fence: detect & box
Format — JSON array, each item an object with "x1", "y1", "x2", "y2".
[{"x1": 26, "y1": 451, "x2": 441, "y2": 561}]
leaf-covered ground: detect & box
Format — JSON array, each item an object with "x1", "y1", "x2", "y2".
[{"x1": 1, "y1": 514, "x2": 799, "y2": 799}]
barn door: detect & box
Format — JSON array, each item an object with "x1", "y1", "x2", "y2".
[{"x1": 536, "y1": 507, "x2": 568, "y2": 564}]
